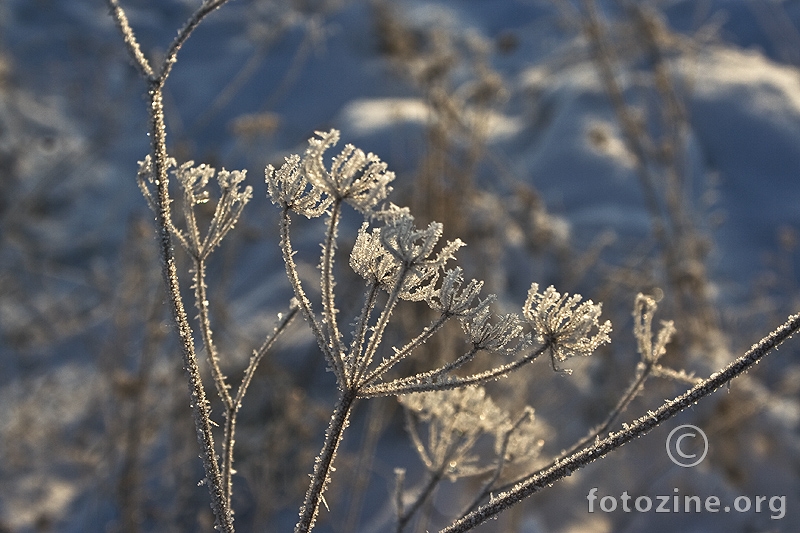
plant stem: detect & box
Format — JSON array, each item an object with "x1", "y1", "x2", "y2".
[
  {"x1": 147, "y1": 82, "x2": 234, "y2": 532},
  {"x1": 295, "y1": 388, "x2": 357, "y2": 533},
  {"x1": 396, "y1": 469, "x2": 444, "y2": 533},
  {"x1": 194, "y1": 258, "x2": 233, "y2": 409}
]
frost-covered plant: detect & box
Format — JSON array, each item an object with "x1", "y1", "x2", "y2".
[
  {"x1": 396, "y1": 387, "x2": 541, "y2": 532},
  {"x1": 523, "y1": 284, "x2": 612, "y2": 372},
  {"x1": 106, "y1": 2, "x2": 800, "y2": 532},
  {"x1": 265, "y1": 130, "x2": 610, "y2": 532},
  {"x1": 399, "y1": 387, "x2": 537, "y2": 482}
]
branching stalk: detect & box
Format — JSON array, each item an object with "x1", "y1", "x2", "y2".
[
  {"x1": 358, "y1": 344, "x2": 547, "y2": 398},
  {"x1": 221, "y1": 304, "x2": 299, "y2": 510},
  {"x1": 359, "y1": 267, "x2": 411, "y2": 371},
  {"x1": 346, "y1": 281, "x2": 380, "y2": 388},
  {"x1": 145, "y1": 81, "x2": 234, "y2": 533},
  {"x1": 107, "y1": 1, "x2": 241, "y2": 529},
  {"x1": 321, "y1": 201, "x2": 347, "y2": 375},
  {"x1": 361, "y1": 313, "x2": 450, "y2": 387},
  {"x1": 441, "y1": 312, "x2": 800, "y2": 533}
]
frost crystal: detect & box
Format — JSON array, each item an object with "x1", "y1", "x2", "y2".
[
  {"x1": 304, "y1": 129, "x2": 395, "y2": 215},
  {"x1": 523, "y1": 284, "x2": 611, "y2": 371},
  {"x1": 427, "y1": 267, "x2": 485, "y2": 319},
  {"x1": 174, "y1": 160, "x2": 215, "y2": 206},
  {"x1": 380, "y1": 211, "x2": 465, "y2": 301},
  {"x1": 349, "y1": 209, "x2": 464, "y2": 301},
  {"x1": 349, "y1": 224, "x2": 398, "y2": 287},
  {"x1": 266, "y1": 154, "x2": 330, "y2": 218}
]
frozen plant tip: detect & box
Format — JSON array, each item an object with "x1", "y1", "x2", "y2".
[
  {"x1": 427, "y1": 267, "x2": 485, "y2": 319},
  {"x1": 303, "y1": 129, "x2": 395, "y2": 216},
  {"x1": 381, "y1": 212, "x2": 465, "y2": 301},
  {"x1": 266, "y1": 154, "x2": 331, "y2": 218},
  {"x1": 633, "y1": 293, "x2": 675, "y2": 364},
  {"x1": 523, "y1": 284, "x2": 612, "y2": 372},
  {"x1": 138, "y1": 156, "x2": 252, "y2": 259}
]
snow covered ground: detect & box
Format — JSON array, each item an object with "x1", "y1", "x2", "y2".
[{"x1": 1, "y1": 0, "x2": 798, "y2": 531}]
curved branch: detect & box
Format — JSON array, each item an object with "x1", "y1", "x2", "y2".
[
  {"x1": 159, "y1": 0, "x2": 235, "y2": 84},
  {"x1": 106, "y1": 0, "x2": 154, "y2": 79}
]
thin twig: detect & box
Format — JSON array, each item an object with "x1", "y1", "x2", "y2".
[
  {"x1": 193, "y1": 258, "x2": 233, "y2": 409},
  {"x1": 220, "y1": 303, "x2": 299, "y2": 509},
  {"x1": 481, "y1": 357, "x2": 655, "y2": 505},
  {"x1": 320, "y1": 201, "x2": 348, "y2": 380},
  {"x1": 158, "y1": 0, "x2": 235, "y2": 84},
  {"x1": 357, "y1": 344, "x2": 547, "y2": 398},
  {"x1": 360, "y1": 313, "x2": 450, "y2": 387},
  {"x1": 234, "y1": 302, "x2": 300, "y2": 410},
  {"x1": 346, "y1": 281, "x2": 380, "y2": 388},
  {"x1": 459, "y1": 408, "x2": 532, "y2": 518},
  {"x1": 106, "y1": 0, "x2": 154, "y2": 79},
  {"x1": 397, "y1": 470, "x2": 444, "y2": 533},
  {"x1": 358, "y1": 266, "x2": 412, "y2": 379},
  {"x1": 279, "y1": 207, "x2": 342, "y2": 383}
]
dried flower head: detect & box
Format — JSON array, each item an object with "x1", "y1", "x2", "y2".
[
  {"x1": 502, "y1": 406, "x2": 544, "y2": 463},
  {"x1": 460, "y1": 303, "x2": 527, "y2": 356},
  {"x1": 138, "y1": 156, "x2": 252, "y2": 259},
  {"x1": 349, "y1": 223, "x2": 398, "y2": 286},
  {"x1": 304, "y1": 129, "x2": 394, "y2": 215},
  {"x1": 523, "y1": 284, "x2": 611, "y2": 372},
  {"x1": 266, "y1": 153, "x2": 331, "y2": 218},
  {"x1": 350, "y1": 209, "x2": 464, "y2": 301},
  {"x1": 399, "y1": 386, "x2": 512, "y2": 480},
  {"x1": 427, "y1": 267, "x2": 485, "y2": 319},
  {"x1": 136, "y1": 154, "x2": 174, "y2": 212}
]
